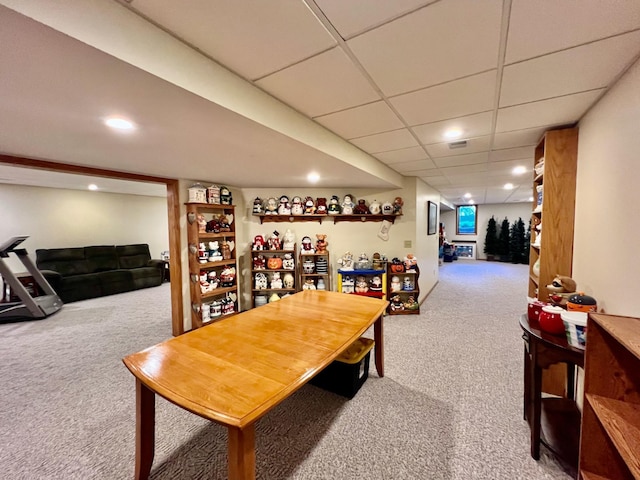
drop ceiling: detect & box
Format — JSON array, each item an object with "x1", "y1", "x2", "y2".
[{"x1": 0, "y1": 0, "x2": 639, "y2": 205}]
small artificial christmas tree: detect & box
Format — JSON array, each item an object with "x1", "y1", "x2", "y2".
[
  {"x1": 484, "y1": 216, "x2": 498, "y2": 260},
  {"x1": 509, "y1": 217, "x2": 526, "y2": 264},
  {"x1": 498, "y1": 217, "x2": 511, "y2": 261}
]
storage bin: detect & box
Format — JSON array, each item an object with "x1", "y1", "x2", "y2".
[{"x1": 310, "y1": 337, "x2": 374, "y2": 399}]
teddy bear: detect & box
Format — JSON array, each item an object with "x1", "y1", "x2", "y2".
[
  {"x1": 546, "y1": 275, "x2": 577, "y2": 307},
  {"x1": 316, "y1": 234, "x2": 328, "y2": 253},
  {"x1": 316, "y1": 197, "x2": 328, "y2": 214},
  {"x1": 353, "y1": 199, "x2": 370, "y2": 214}
]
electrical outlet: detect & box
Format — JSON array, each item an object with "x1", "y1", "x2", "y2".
[{"x1": 404, "y1": 240, "x2": 412, "y2": 248}]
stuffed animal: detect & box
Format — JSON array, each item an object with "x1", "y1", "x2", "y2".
[
  {"x1": 353, "y1": 199, "x2": 370, "y2": 215},
  {"x1": 546, "y1": 275, "x2": 577, "y2": 307},
  {"x1": 316, "y1": 234, "x2": 328, "y2": 253},
  {"x1": 316, "y1": 197, "x2": 328, "y2": 214}
]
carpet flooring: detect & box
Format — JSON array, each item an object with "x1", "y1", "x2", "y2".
[{"x1": 0, "y1": 261, "x2": 573, "y2": 479}]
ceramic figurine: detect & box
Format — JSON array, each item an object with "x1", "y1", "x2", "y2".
[
  {"x1": 317, "y1": 278, "x2": 326, "y2": 290},
  {"x1": 369, "y1": 276, "x2": 382, "y2": 292},
  {"x1": 282, "y1": 229, "x2": 295, "y2": 250},
  {"x1": 390, "y1": 275, "x2": 401, "y2": 292},
  {"x1": 372, "y1": 252, "x2": 386, "y2": 271},
  {"x1": 341, "y1": 275, "x2": 355, "y2": 293},
  {"x1": 390, "y1": 294, "x2": 404, "y2": 311},
  {"x1": 283, "y1": 273, "x2": 294, "y2": 289},
  {"x1": 316, "y1": 234, "x2": 328, "y2": 253},
  {"x1": 252, "y1": 197, "x2": 264, "y2": 214},
  {"x1": 404, "y1": 296, "x2": 419, "y2": 310},
  {"x1": 291, "y1": 196, "x2": 304, "y2": 215},
  {"x1": 219, "y1": 186, "x2": 232, "y2": 205},
  {"x1": 355, "y1": 276, "x2": 369, "y2": 293},
  {"x1": 207, "y1": 271, "x2": 219, "y2": 289},
  {"x1": 268, "y1": 292, "x2": 281, "y2": 303},
  {"x1": 218, "y1": 214, "x2": 231, "y2": 232},
  {"x1": 393, "y1": 197, "x2": 404, "y2": 214},
  {"x1": 198, "y1": 243, "x2": 208, "y2": 263},
  {"x1": 355, "y1": 252, "x2": 370, "y2": 270},
  {"x1": 270, "y1": 272, "x2": 283, "y2": 289},
  {"x1": 252, "y1": 254, "x2": 266, "y2": 270},
  {"x1": 220, "y1": 241, "x2": 231, "y2": 260},
  {"x1": 353, "y1": 199, "x2": 370, "y2": 215},
  {"x1": 303, "y1": 196, "x2": 316, "y2": 214},
  {"x1": 404, "y1": 254, "x2": 418, "y2": 271},
  {"x1": 268, "y1": 231, "x2": 281, "y2": 250},
  {"x1": 188, "y1": 183, "x2": 207, "y2": 203},
  {"x1": 197, "y1": 213, "x2": 207, "y2": 233},
  {"x1": 267, "y1": 255, "x2": 283, "y2": 270},
  {"x1": 208, "y1": 241, "x2": 223, "y2": 262},
  {"x1": 252, "y1": 235, "x2": 266, "y2": 251},
  {"x1": 220, "y1": 266, "x2": 236, "y2": 287},
  {"x1": 211, "y1": 300, "x2": 222, "y2": 318},
  {"x1": 381, "y1": 201, "x2": 394, "y2": 215},
  {"x1": 301, "y1": 236, "x2": 315, "y2": 253},
  {"x1": 369, "y1": 200, "x2": 381, "y2": 215},
  {"x1": 278, "y1": 195, "x2": 291, "y2": 215},
  {"x1": 403, "y1": 277, "x2": 414, "y2": 291},
  {"x1": 265, "y1": 197, "x2": 278, "y2": 215},
  {"x1": 303, "y1": 258, "x2": 315, "y2": 274},
  {"x1": 390, "y1": 257, "x2": 405, "y2": 273},
  {"x1": 337, "y1": 251, "x2": 354, "y2": 270},
  {"x1": 303, "y1": 278, "x2": 316, "y2": 290},
  {"x1": 206, "y1": 217, "x2": 220, "y2": 233},
  {"x1": 327, "y1": 195, "x2": 341, "y2": 215},
  {"x1": 341, "y1": 194, "x2": 355, "y2": 215},
  {"x1": 254, "y1": 272, "x2": 268, "y2": 289},
  {"x1": 316, "y1": 197, "x2": 328, "y2": 214},
  {"x1": 282, "y1": 253, "x2": 295, "y2": 270},
  {"x1": 207, "y1": 185, "x2": 221, "y2": 204}
]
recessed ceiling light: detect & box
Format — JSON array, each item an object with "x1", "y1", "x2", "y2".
[
  {"x1": 512, "y1": 166, "x2": 527, "y2": 175},
  {"x1": 463, "y1": 193, "x2": 472, "y2": 199},
  {"x1": 307, "y1": 172, "x2": 320, "y2": 183},
  {"x1": 443, "y1": 128, "x2": 463, "y2": 140},
  {"x1": 104, "y1": 116, "x2": 136, "y2": 131},
  {"x1": 468, "y1": 199, "x2": 475, "y2": 205},
  {"x1": 504, "y1": 183, "x2": 514, "y2": 190},
  {"x1": 88, "y1": 184, "x2": 98, "y2": 191}
]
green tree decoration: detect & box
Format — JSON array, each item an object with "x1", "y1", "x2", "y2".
[
  {"x1": 498, "y1": 217, "x2": 511, "y2": 261},
  {"x1": 509, "y1": 217, "x2": 526, "y2": 264},
  {"x1": 484, "y1": 216, "x2": 498, "y2": 259}
]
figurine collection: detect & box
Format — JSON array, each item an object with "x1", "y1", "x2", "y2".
[
  {"x1": 188, "y1": 183, "x2": 233, "y2": 205},
  {"x1": 252, "y1": 194, "x2": 403, "y2": 216}
]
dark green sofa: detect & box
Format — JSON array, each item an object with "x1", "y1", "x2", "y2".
[{"x1": 36, "y1": 244, "x2": 164, "y2": 303}]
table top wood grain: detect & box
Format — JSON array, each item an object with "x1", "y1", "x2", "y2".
[{"x1": 123, "y1": 290, "x2": 388, "y2": 429}]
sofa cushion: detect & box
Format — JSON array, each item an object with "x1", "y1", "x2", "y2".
[
  {"x1": 57, "y1": 273, "x2": 102, "y2": 303},
  {"x1": 99, "y1": 270, "x2": 134, "y2": 296},
  {"x1": 117, "y1": 244, "x2": 151, "y2": 269},
  {"x1": 130, "y1": 267, "x2": 163, "y2": 289},
  {"x1": 85, "y1": 246, "x2": 119, "y2": 273},
  {"x1": 36, "y1": 247, "x2": 89, "y2": 277}
]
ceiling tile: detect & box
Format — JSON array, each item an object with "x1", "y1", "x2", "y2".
[
  {"x1": 492, "y1": 127, "x2": 546, "y2": 149},
  {"x1": 501, "y1": 31, "x2": 640, "y2": 107},
  {"x1": 347, "y1": 0, "x2": 503, "y2": 95},
  {"x1": 390, "y1": 71, "x2": 497, "y2": 126},
  {"x1": 374, "y1": 146, "x2": 428, "y2": 164},
  {"x1": 391, "y1": 158, "x2": 438, "y2": 172},
  {"x1": 433, "y1": 152, "x2": 489, "y2": 168},
  {"x1": 314, "y1": 101, "x2": 404, "y2": 139},
  {"x1": 422, "y1": 176, "x2": 450, "y2": 186},
  {"x1": 441, "y1": 163, "x2": 488, "y2": 176},
  {"x1": 495, "y1": 89, "x2": 604, "y2": 132},
  {"x1": 350, "y1": 128, "x2": 418, "y2": 153},
  {"x1": 425, "y1": 135, "x2": 491, "y2": 158},
  {"x1": 484, "y1": 188, "x2": 515, "y2": 204},
  {"x1": 489, "y1": 146, "x2": 535, "y2": 162},
  {"x1": 255, "y1": 47, "x2": 380, "y2": 117},
  {"x1": 412, "y1": 111, "x2": 494, "y2": 145},
  {"x1": 314, "y1": 0, "x2": 437, "y2": 38},
  {"x1": 506, "y1": 0, "x2": 640, "y2": 64},
  {"x1": 408, "y1": 168, "x2": 442, "y2": 177},
  {"x1": 487, "y1": 159, "x2": 533, "y2": 176},
  {"x1": 128, "y1": 0, "x2": 336, "y2": 80},
  {"x1": 443, "y1": 172, "x2": 490, "y2": 187}
]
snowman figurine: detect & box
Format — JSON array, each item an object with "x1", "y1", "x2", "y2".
[
  {"x1": 277, "y1": 195, "x2": 291, "y2": 215},
  {"x1": 341, "y1": 194, "x2": 355, "y2": 215},
  {"x1": 291, "y1": 196, "x2": 304, "y2": 215},
  {"x1": 390, "y1": 275, "x2": 401, "y2": 292},
  {"x1": 327, "y1": 195, "x2": 341, "y2": 215}
]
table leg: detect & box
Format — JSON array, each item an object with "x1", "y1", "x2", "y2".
[
  {"x1": 374, "y1": 315, "x2": 384, "y2": 377},
  {"x1": 531, "y1": 347, "x2": 542, "y2": 460},
  {"x1": 135, "y1": 379, "x2": 155, "y2": 480},
  {"x1": 228, "y1": 424, "x2": 256, "y2": 480}
]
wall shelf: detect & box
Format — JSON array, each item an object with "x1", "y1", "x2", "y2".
[{"x1": 255, "y1": 214, "x2": 401, "y2": 224}]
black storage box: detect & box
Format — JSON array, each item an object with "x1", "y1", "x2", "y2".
[{"x1": 310, "y1": 337, "x2": 374, "y2": 399}]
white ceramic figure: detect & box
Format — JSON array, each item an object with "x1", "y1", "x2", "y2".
[
  {"x1": 317, "y1": 278, "x2": 326, "y2": 290},
  {"x1": 403, "y1": 277, "x2": 414, "y2": 291},
  {"x1": 255, "y1": 272, "x2": 268, "y2": 290},
  {"x1": 270, "y1": 272, "x2": 283, "y2": 289},
  {"x1": 355, "y1": 275, "x2": 368, "y2": 293},
  {"x1": 282, "y1": 253, "x2": 295, "y2": 270},
  {"x1": 208, "y1": 241, "x2": 223, "y2": 261},
  {"x1": 337, "y1": 251, "x2": 354, "y2": 270},
  {"x1": 303, "y1": 278, "x2": 316, "y2": 290},
  {"x1": 301, "y1": 236, "x2": 315, "y2": 253},
  {"x1": 341, "y1": 195, "x2": 355, "y2": 215},
  {"x1": 369, "y1": 199, "x2": 381, "y2": 214},
  {"x1": 265, "y1": 197, "x2": 278, "y2": 215},
  {"x1": 252, "y1": 197, "x2": 263, "y2": 214},
  {"x1": 381, "y1": 201, "x2": 394, "y2": 215},
  {"x1": 283, "y1": 273, "x2": 294, "y2": 289},
  {"x1": 341, "y1": 275, "x2": 355, "y2": 293},
  {"x1": 291, "y1": 196, "x2": 304, "y2": 215},
  {"x1": 391, "y1": 275, "x2": 401, "y2": 292},
  {"x1": 282, "y1": 229, "x2": 296, "y2": 250},
  {"x1": 278, "y1": 195, "x2": 291, "y2": 215}
]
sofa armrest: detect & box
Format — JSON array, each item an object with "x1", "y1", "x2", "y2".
[
  {"x1": 147, "y1": 259, "x2": 166, "y2": 270},
  {"x1": 40, "y1": 269, "x2": 63, "y2": 292}
]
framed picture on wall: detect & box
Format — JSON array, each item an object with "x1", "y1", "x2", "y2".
[{"x1": 428, "y1": 201, "x2": 437, "y2": 235}]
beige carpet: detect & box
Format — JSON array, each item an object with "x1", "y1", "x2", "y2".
[{"x1": 0, "y1": 261, "x2": 572, "y2": 479}]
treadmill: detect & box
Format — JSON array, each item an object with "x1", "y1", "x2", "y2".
[{"x1": 0, "y1": 236, "x2": 63, "y2": 321}]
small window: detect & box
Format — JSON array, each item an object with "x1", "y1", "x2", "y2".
[{"x1": 456, "y1": 205, "x2": 477, "y2": 235}]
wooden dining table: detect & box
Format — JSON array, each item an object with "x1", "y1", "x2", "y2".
[{"x1": 123, "y1": 290, "x2": 388, "y2": 480}]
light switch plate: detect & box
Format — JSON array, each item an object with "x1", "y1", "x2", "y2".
[{"x1": 404, "y1": 240, "x2": 412, "y2": 248}]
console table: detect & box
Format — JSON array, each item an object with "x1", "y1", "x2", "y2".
[{"x1": 520, "y1": 314, "x2": 584, "y2": 478}]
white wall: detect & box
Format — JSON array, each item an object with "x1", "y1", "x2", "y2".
[
  {"x1": 240, "y1": 177, "x2": 440, "y2": 306},
  {"x1": 0, "y1": 184, "x2": 169, "y2": 272},
  {"x1": 573, "y1": 57, "x2": 640, "y2": 317},
  {"x1": 441, "y1": 203, "x2": 532, "y2": 259}
]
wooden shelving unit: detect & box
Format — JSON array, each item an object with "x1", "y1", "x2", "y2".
[
  {"x1": 299, "y1": 251, "x2": 330, "y2": 291},
  {"x1": 387, "y1": 266, "x2": 420, "y2": 315},
  {"x1": 337, "y1": 268, "x2": 387, "y2": 301},
  {"x1": 250, "y1": 247, "x2": 296, "y2": 308},
  {"x1": 186, "y1": 203, "x2": 239, "y2": 329},
  {"x1": 579, "y1": 313, "x2": 640, "y2": 480},
  {"x1": 255, "y1": 214, "x2": 401, "y2": 224}
]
